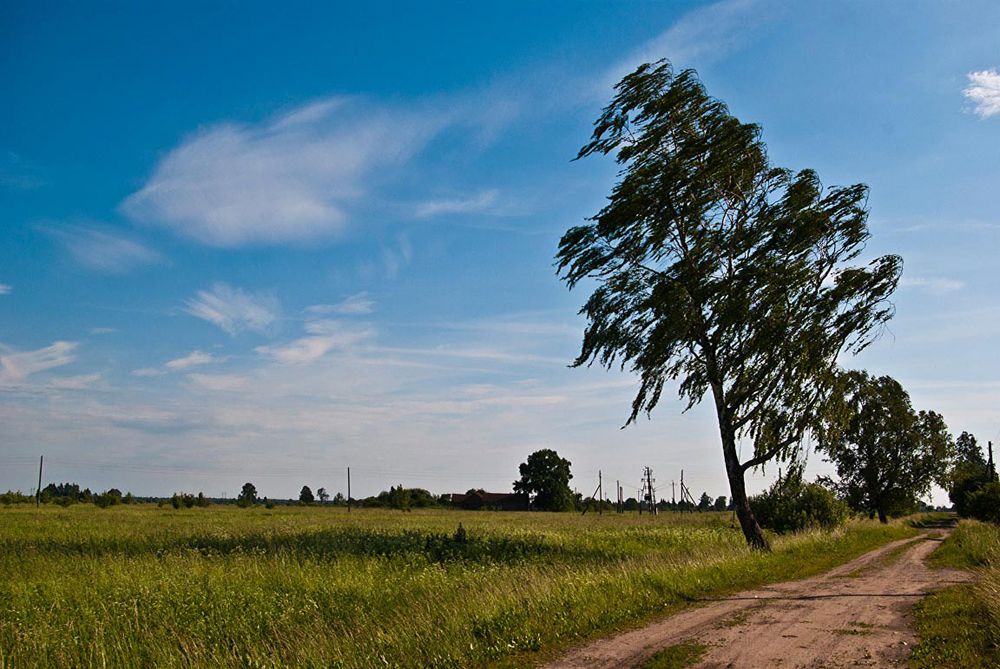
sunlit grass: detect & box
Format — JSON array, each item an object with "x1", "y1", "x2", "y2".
[{"x1": 0, "y1": 504, "x2": 916, "y2": 668}]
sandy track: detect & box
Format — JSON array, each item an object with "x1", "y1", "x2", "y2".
[{"x1": 544, "y1": 529, "x2": 970, "y2": 669}]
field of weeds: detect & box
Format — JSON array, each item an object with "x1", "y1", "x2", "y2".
[{"x1": 0, "y1": 504, "x2": 917, "y2": 668}]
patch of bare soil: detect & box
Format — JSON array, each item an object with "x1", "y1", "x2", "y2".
[{"x1": 543, "y1": 529, "x2": 970, "y2": 669}]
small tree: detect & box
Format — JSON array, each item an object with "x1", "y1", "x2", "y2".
[
  {"x1": 557, "y1": 60, "x2": 900, "y2": 548},
  {"x1": 713, "y1": 495, "x2": 728, "y2": 512},
  {"x1": 513, "y1": 449, "x2": 574, "y2": 512},
  {"x1": 751, "y1": 464, "x2": 848, "y2": 533},
  {"x1": 317, "y1": 487, "x2": 330, "y2": 505},
  {"x1": 299, "y1": 485, "x2": 315, "y2": 504},
  {"x1": 697, "y1": 492, "x2": 713, "y2": 511},
  {"x1": 818, "y1": 372, "x2": 953, "y2": 522},
  {"x1": 948, "y1": 431, "x2": 993, "y2": 516},
  {"x1": 237, "y1": 482, "x2": 258, "y2": 508}
]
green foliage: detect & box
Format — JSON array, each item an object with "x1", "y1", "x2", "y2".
[
  {"x1": 0, "y1": 505, "x2": 914, "y2": 669},
  {"x1": 513, "y1": 449, "x2": 574, "y2": 511},
  {"x1": 818, "y1": 371, "x2": 953, "y2": 522},
  {"x1": 299, "y1": 486, "x2": 314, "y2": 504},
  {"x1": 556, "y1": 59, "x2": 900, "y2": 548},
  {"x1": 751, "y1": 465, "x2": 848, "y2": 533},
  {"x1": 0, "y1": 490, "x2": 34, "y2": 505},
  {"x1": 713, "y1": 496, "x2": 728, "y2": 512},
  {"x1": 237, "y1": 482, "x2": 257, "y2": 508},
  {"x1": 967, "y1": 483, "x2": 1000, "y2": 524},
  {"x1": 948, "y1": 432, "x2": 996, "y2": 517}
]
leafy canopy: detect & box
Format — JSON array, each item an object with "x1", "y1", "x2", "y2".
[
  {"x1": 818, "y1": 371, "x2": 953, "y2": 520},
  {"x1": 513, "y1": 449, "x2": 574, "y2": 512},
  {"x1": 557, "y1": 61, "x2": 901, "y2": 471}
]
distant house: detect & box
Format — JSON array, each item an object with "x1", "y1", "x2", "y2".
[{"x1": 450, "y1": 490, "x2": 529, "y2": 511}]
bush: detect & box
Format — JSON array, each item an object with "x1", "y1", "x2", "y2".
[
  {"x1": 967, "y1": 483, "x2": 1000, "y2": 524},
  {"x1": 751, "y1": 467, "x2": 848, "y2": 533}
]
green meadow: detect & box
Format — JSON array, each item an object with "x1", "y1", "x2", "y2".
[{"x1": 0, "y1": 504, "x2": 917, "y2": 668}]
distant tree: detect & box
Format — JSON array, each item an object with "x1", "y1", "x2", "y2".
[
  {"x1": 238, "y1": 482, "x2": 258, "y2": 508},
  {"x1": 299, "y1": 486, "x2": 315, "y2": 504},
  {"x1": 948, "y1": 431, "x2": 993, "y2": 516},
  {"x1": 317, "y1": 487, "x2": 330, "y2": 505},
  {"x1": 513, "y1": 449, "x2": 574, "y2": 512},
  {"x1": 818, "y1": 372, "x2": 953, "y2": 522},
  {"x1": 697, "y1": 492, "x2": 713, "y2": 511},
  {"x1": 556, "y1": 60, "x2": 900, "y2": 548},
  {"x1": 387, "y1": 485, "x2": 411, "y2": 511},
  {"x1": 170, "y1": 493, "x2": 182, "y2": 509},
  {"x1": 713, "y1": 495, "x2": 728, "y2": 512},
  {"x1": 333, "y1": 492, "x2": 345, "y2": 505},
  {"x1": 196, "y1": 492, "x2": 210, "y2": 507},
  {"x1": 123, "y1": 492, "x2": 135, "y2": 505},
  {"x1": 623, "y1": 497, "x2": 639, "y2": 511}
]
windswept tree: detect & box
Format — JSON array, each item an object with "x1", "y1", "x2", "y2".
[
  {"x1": 557, "y1": 60, "x2": 900, "y2": 548},
  {"x1": 818, "y1": 371, "x2": 953, "y2": 522},
  {"x1": 317, "y1": 487, "x2": 330, "y2": 505},
  {"x1": 514, "y1": 449, "x2": 574, "y2": 512}
]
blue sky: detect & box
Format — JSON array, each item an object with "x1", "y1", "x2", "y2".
[{"x1": 2, "y1": 0, "x2": 998, "y2": 503}]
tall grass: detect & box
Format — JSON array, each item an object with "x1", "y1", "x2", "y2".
[
  {"x1": 0, "y1": 505, "x2": 915, "y2": 668},
  {"x1": 913, "y1": 520, "x2": 1000, "y2": 668}
]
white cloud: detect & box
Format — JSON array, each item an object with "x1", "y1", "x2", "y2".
[
  {"x1": 0, "y1": 341, "x2": 77, "y2": 385},
  {"x1": 307, "y1": 292, "x2": 375, "y2": 316},
  {"x1": 415, "y1": 189, "x2": 499, "y2": 218},
  {"x1": 898, "y1": 276, "x2": 964, "y2": 295},
  {"x1": 187, "y1": 373, "x2": 250, "y2": 391},
  {"x1": 184, "y1": 283, "x2": 280, "y2": 335},
  {"x1": 44, "y1": 225, "x2": 163, "y2": 274},
  {"x1": 256, "y1": 320, "x2": 375, "y2": 364},
  {"x1": 131, "y1": 367, "x2": 163, "y2": 378},
  {"x1": 164, "y1": 350, "x2": 219, "y2": 371},
  {"x1": 964, "y1": 69, "x2": 1000, "y2": 118},
  {"x1": 47, "y1": 373, "x2": 101, "y2": 390},
  {"x1": 598, "y1": 0, "x2": 767, "y2": 94},
  {"x1": 0, "y1": 284, "x2": 10, "y2": 295},
  {"x1": 121, "y1": 97, "x2": 461, "y2": 247}
]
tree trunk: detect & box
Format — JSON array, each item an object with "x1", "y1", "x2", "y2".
[
  {"x1": 868, "y1": 509, "x2": 876, "y2": 520},
  {"x1": 877, "y1": 508, "x2": 888, "y2": 524},
  {"x1": 721, "y1": 424, "x2": 769, "y2": 550}
]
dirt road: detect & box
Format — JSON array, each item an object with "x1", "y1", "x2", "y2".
[{"x1": 544, "y1": 530, "x2": 970, "y2": 669}]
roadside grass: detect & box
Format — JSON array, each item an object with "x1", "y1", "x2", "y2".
[
  {"x1": 642, "y1": 642, "x2": 706, "y2": 669},
  {"x1": 0, "y1": 505, "x2": 917, "y2": 669},
  {"x1": 911, "y1": 520, "x2": 1000, "y2": 668}
]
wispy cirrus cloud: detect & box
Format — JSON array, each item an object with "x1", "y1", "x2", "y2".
[
  {"x1": 184, "y1": 283, "x2": 280, "y2": 335},
  {"x1": 415, "y1": 189, "x2": 499, "y2": 219},
  {"x1": 307, "y1": 293, "x2": 375, "y2": 316},
  {"x1": 898, "y1": 276, "x2": 964, "y2": 295},
  {"x1": 597, "y1": 0, "x2": 769, "y2": 94},
  {"x1": 964, "y1": 69, "x2": 1000, "y2": 118},
  {"x1": 120, "y1": 95, "x2": 502, "y2": 247},
  {"x1": 0, "y1": 284, "x2": 10, "y2": 295},
  {"x1": 43, "y1": 224, "x2": 163, "y2": 274},
  {"x1": 165, "y1": 350, "x2": 222, "y2": 371},
  {"x1": 256, "y1": 319, "x2": 375, "y2": 364},
  {"x1": 0, "y1": 341, "x2": 77, "y2": 385}
]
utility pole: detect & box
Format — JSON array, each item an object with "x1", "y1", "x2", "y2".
[
  {"x1": 640, "y1": 466, "x2": 657, "y2": 516},
  {"x1": 35, "y1": 455, "x2": 43, "y2": 508},
  {"x1": 990, "y1": 442, "x2": 997, "y2": 482},
  {"x1": 598, "y1": 470, "x2": 603, "y2": 515},
  {"x1": 672, "y1": 480, "x2": 676, "y2": 505},
  {"x1": 347, "y1": 467, "x2": 351, "y2": 513}
]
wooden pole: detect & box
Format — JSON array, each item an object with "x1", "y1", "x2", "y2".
[
  {"x1": 347, "y1": 467, "x2": 351, "y2": 513},
  {"x1": 35, "y1": 455, "x2": 43, "y2": 508}
]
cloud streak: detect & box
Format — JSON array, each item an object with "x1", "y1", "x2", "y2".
[
  {"x1": 44, "y1": 225, "x2": 163, "y2": 274},
  {"x1": 184, "y1": 283, "x2": 280, "y2": 335},
  {"x1": 0, "y1": 341, "x2": 77, "y2": 385}
]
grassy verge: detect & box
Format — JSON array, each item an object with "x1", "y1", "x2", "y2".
[
  {"x1": 643, "y1": 642, "x2": 706, "y2": 669},
  {"x1": 911, "y1": 520, "x2": 1000, "y2": 668},
  {"x1": 0, "y1": 505, "x2": 916, "y2": 669}
]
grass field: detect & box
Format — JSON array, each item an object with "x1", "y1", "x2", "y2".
[
  {"x1": 0, "y1": 504, "x2": 918, "y2": 668},
  {"x1": 911, "y1": 520, "x2": 1000, "y2": 668}
]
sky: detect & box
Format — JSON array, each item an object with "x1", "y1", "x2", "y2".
[{"x1": 1, "y1": 0, "x2": 998, "y2": 503}]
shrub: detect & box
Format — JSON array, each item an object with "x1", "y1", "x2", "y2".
[
  {"x1": 751, "y1": 466, "x2": 848, "y2": 533},
  {"x1": 967, "y1": 483, "x2": 1000, "y2": 524}
]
